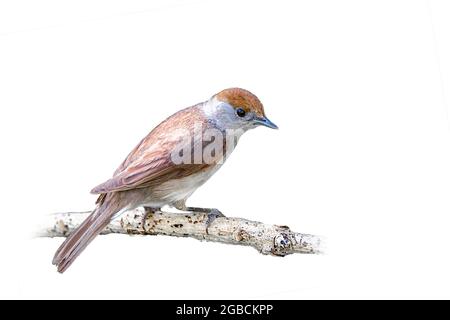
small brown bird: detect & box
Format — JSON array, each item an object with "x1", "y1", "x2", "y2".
[{"x1": 53, "y1": 87, "x2": 278, "y2": 272}]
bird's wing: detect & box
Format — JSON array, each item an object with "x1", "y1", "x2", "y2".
[{"x1": 91, "y1": 105, "x2": 210, "y2": 194}]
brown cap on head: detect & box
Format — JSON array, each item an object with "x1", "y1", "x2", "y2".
[{"x1": 215, "y1": 88, "x2": 265, "y2": 117}]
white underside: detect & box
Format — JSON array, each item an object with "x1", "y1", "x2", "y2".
[{"x1": 143, "y1": 164, "x2": 222, "y2": 208}]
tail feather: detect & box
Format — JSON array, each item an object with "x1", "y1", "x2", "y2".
[
  {"x1": 52, "y1": 200, "x2": 120, "y2": 273},
  {"x1": 52, "y1": 213, "x2": 95, "y2": 265}
]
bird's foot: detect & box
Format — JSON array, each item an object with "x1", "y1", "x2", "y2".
[
  {"x1": 172, "y1": 202, "x2": 225, "y2": 234},
  {"x1": 184, "y1": 207, "x2": 225, "y2": 234},
  {"x1": 204, "y1": 209, "x2": 225, "y2": 234}
]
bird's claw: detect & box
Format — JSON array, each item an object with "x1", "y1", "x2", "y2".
[{"x1": 205, "y1": 209, "x2": 225, "y2": 234}]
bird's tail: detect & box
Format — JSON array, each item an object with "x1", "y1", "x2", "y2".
[{"x1": 52, "y1": 194, "x2": 121, "y2": 273}]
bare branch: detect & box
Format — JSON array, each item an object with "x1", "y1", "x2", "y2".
[{"x1": 38, "y1": 209, "x2": 322, "y2": 256}]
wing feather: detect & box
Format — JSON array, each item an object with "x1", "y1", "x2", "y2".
[{"x1": 91, "y1": 105, "x2": 210, "y2": 194}]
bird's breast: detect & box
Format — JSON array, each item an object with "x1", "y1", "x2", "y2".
[{"x1": 149, "y1": 164, "x2": 222, "y2": 205}]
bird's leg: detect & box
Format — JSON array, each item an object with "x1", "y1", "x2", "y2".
[
  {"x1": 185, "y1": 207, "x2": 225, "y2": 232},
  {"x1": 172, "y1": 200, "x2": 225, "y2": 234}
]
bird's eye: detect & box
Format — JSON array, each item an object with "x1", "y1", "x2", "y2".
[{"x1": 236, "y1": 108, "x2": 246, "y2": 117}]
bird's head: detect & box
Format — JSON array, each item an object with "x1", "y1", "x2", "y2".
[{"x1": 203, "y1": 88, "x2": 278, "y2": 131}]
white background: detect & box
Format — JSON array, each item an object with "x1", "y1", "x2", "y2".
[{"x1": 1, "y1": 0, "x2": 450, "y2": 299}]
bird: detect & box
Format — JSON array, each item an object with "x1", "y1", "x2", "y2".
[{"x1": 52, "y1": 87, "x2": 278, "y2": 273}]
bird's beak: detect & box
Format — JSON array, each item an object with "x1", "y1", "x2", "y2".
[{"x1": 253, "y1": 116, "x2": 279, "y2": 129}]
